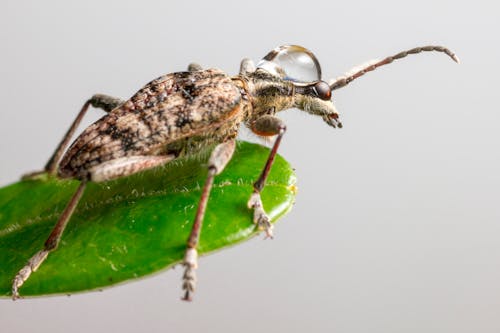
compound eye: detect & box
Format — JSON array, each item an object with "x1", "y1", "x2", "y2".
[
  {"x1": 314, "y1": 81, "x2": 331, "y2": 100},
  {"x1": 257, "y1": 45, "x2": 322, "y2": 83}
]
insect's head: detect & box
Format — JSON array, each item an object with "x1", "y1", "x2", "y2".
[
  {"x1": 256, "y1": 45, "x2": 342, "y2": 128},
  {"x1": 253, "y1": 44, "x2": 458, "y2": 129}
]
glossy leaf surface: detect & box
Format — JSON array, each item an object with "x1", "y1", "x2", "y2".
[{"x1": 0, "y1": 141, "x2": 296, "y2": 297}]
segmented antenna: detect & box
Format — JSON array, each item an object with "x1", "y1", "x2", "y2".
[{"x1": 329, "y1": 45, "x2": 459, "y2": 91}]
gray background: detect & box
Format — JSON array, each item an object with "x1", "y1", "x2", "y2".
[{"x1": 1, "y1": 1, "x2": 498, "y2": 332}]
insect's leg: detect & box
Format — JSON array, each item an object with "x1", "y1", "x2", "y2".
[
  {"x1": 12, "y1": 153, "x2": 175, "y2": 299},
  {"x1": 188, "y1": 63, "x2": 203, "y2": 71},
  {"x1": 24, "y1": 94, "x2": 125, "y2": 179},
  {"x1": 88, "y1": 155, "x2": 175, "y2": 182},
  {"x1": 248, "y1": 115, "x2": 286, "y2": 238},
  {"x1": 239, "y1": 58, "x2": 256, "y2": 75},
  {"x1": 12, "y1": 181, "x2": 87, "y2": 300},
  {"x1": 87, "y1": 94, "x2": 125, "y2": 113},
  {"x1": 182, "y1": 139, "x2": 236, "y2": 301}
]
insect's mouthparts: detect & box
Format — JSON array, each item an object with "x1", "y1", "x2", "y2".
[{"x1": 327, "y1": 113, "x2": 342, "y2": 128}]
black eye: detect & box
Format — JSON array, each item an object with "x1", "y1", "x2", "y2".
[{"x1": 313, "y1": 81, "x2": 331, "y2": 100}]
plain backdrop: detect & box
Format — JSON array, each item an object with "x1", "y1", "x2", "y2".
[{"x1": 1, "y1": 1, "x2": 499, "y2": 332}]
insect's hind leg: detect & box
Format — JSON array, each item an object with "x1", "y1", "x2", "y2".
[
  {"x1": 23, "y1": 94, "x2": 125, "y2": 180},
  {"x1": 182, "y1": 139, "x2": 236, "y2": 301},
  {"x1": 12, "y1": 181, "x2": 87, "y2": 299},
  {"x1": 88, "y1": 155, "x2": 175, "y2": 182},
  {"x1": 12, "y1": 153, "x2": 175, "y2": 299},
  {"x1": 87, "y1": 94, "x2": 125, "y2": 113}
]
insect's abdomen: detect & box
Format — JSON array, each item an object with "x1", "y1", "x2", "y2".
[{"x1": 58, "y1": 69, "x2": 242, "y2": 180}]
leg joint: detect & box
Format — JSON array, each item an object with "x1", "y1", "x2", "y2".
[
  {"x1": 89, "y1": 94, "x2": 124, "y2": 112},
  {"x1": 251, "y1": 115, "x2": 286, "y2": 137},
  {"x1": 253, "y1": 181, "x2": 264, "y2": 192},
  {"x1": 44, "y1": 239, "x2": 58, "y2": 251},
  {"x1": 278, "y1": 124, "x2": 287, "y2": 135}
]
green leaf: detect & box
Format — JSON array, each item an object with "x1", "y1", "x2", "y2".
[{"x1": 0, "y1": 141, "x2": 296, "y2": 297}]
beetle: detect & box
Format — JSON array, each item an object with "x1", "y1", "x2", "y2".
[{"x1": 12, "y1": 44, "x2": 458, "y2": 301}]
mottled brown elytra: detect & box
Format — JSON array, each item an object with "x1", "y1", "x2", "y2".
[{"x1": 13, "y1": 45, "x2": 458, "y2": 301}]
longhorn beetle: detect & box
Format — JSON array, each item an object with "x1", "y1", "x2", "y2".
[{"x1": 12, "y1": 44, "x2": 458, "y2": 301}]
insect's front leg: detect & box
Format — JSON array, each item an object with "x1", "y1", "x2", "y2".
[
  {"x1": 248, "y1": 115, "x2": 287, "y2": 238},
  {"x1": 23, "y1": 94, "x2": 125, "y2": 180},
  {"x1": 182, "y1": 139, "x2": 236, "y2": 301}
]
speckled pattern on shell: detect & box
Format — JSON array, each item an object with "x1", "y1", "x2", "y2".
[{"x1": 58, "y1": 69, "x2": 243, "y2": 179}]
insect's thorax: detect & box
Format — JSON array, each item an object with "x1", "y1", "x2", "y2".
[{"x1": 236, "y1": 70, "x2": 296, "y2": 122}]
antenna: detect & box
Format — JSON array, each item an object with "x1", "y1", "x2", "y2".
[{"x1": 329, "y1": 45, "x2": 459, "y2": 91}]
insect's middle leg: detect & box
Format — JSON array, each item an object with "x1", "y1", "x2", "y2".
[
  {"x1": 24, "y1": 94, "x2": 125, "y2": 179},
  {"x1": 182, "y1": 139, "x2": 236, "y2": 301},
  {"x1": 248, "y1": 115, "x2": 287, "y2": 238},
  {"x1": 187, "y1": 63, "x2": 203, "y2": 71}
]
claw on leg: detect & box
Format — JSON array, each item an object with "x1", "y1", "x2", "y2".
[
  {"x1": 181, "y1": 248, "x2": 198, "y2": 301},
  {"x1": 247, "y1": 192, "x2": 274, "y2": 239},
  {"x1": 12, "y1": 250, "x2": 49, "y2": 300}
]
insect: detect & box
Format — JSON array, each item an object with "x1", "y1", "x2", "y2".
[{"x1": 12, "y1": 44, "x2": 458, "y2": 301}]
